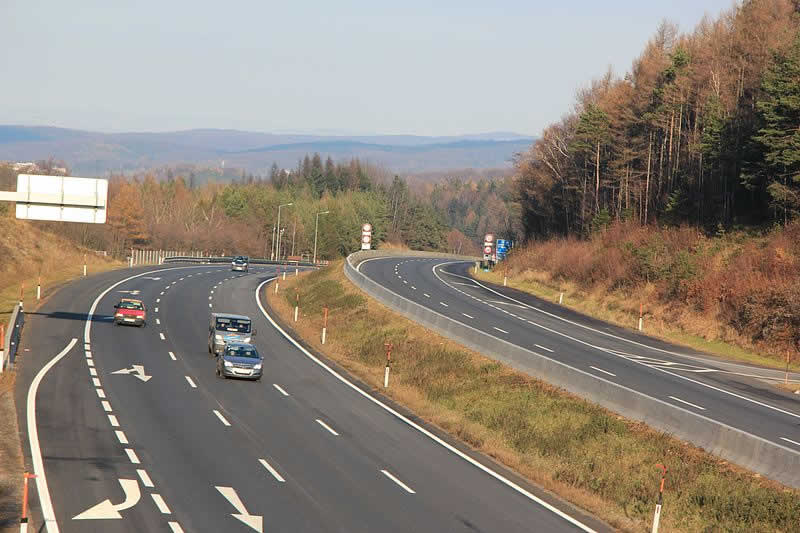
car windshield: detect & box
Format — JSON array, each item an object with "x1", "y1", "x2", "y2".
[
  {"x1": 118, "y1": 301, "x2": 143, "y2": 310},
  {"x1": 215, "y1": 318, "x2": 250, "y2": 333},
  {"x1": 225, "y1": 345, "x2": 259, "y2": 359},
  {"x1": 234, "y1": 257, "x2": 247, "y2": 262}
]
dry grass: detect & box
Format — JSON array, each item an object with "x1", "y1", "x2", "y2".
[
  {"x1": 0, "y1": 374, "x2": 23, "y2": 532},
  {"x1": 0, "y1": 218, "x2": 124, "y2": 322},
  {"x1": 266, "y1": 262, "x2": 800, "y2": 533},
  {"x1": 483, "y1": 222, "x2": 800, "y2": 371}
]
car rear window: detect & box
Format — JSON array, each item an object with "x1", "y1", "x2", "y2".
[
  {"x1": 118, "y1": 301, "x2": 143, "y2": 310},
  {"x1": 225, "y1": 346, "x2": 259, "y2": 358},
  {"x1": 215, "y1": 318, "x2": 251, "y2": 333}
]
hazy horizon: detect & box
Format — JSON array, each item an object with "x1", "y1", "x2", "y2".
[{"x1": 2, "y1": 1, "x2": 733, "y2": 136}]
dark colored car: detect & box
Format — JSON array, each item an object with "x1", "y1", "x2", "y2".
[
  {"x1": 113, "y1": 298, "x2": 147, "y2": 327},
  {"x1": 216, "y1": 342, "x2": 263, "y2": 380}
]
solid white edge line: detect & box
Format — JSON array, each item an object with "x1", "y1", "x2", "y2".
[
  {"x1": 151, "y1": 493, "x2": 171, "y2": 514},
  {"x1": 780, "y1": 437, "x2": 800, "y2": 447},
  {"x1": 316, "y1": 418, "x2": 339, "y2": 436},
  {"x1": 273, "y1": 383, "x2": 289, "y2": 396},
  {"x1": 27, "y1": 338, "x2": 77, "y2": 533},
  {"x1": 259, "y1": 459, "x2": 286, "y2": 482},
  {"x1": 668, "y1": 395, "x2": 706, "y2": 411},
  {"x1": 381, "y1": 469, "x2": 416, "y2": 494},
  {"x1": 255, "y1": 278, "x2": 596, "y2": 532},
  {"x1": 185, "y1": 376, "x2": 197, "y2": 388},
  {"x1": 213, "y1": 410, "x2": 231, "y2": 426},
  {"x1": 136, "y1": 468, "x2": 154, "y2": 487},
  {"x1": 589, "y1": 366, "x2": 616, "y2": 377}
]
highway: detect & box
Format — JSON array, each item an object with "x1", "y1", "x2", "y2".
[
  {"x1": 357, "y1": 257, "x2": 800, "y2": 482},
  {"x1": 15, "y1": 263, "x2": 605, "y2": 532}
]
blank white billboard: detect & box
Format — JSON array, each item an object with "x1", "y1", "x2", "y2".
[{"x1": 12, "y1": 174, "x2": 108, "y2": 223}]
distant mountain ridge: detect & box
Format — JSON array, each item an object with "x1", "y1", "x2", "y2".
[{"x1": 0, "y1": 125, "x2": 534, "y2": 175}]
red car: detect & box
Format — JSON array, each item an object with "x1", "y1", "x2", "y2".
[{"x1": 114, "y1": 298, "x2": 147, "y2": 327}]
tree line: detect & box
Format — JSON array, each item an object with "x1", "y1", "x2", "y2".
[
  {"x1": 0, "y1": 157, "x2": 458, "y2": 259},
  {"x1": 515, "y1": 0, "x2": 800, "y2": 239}
]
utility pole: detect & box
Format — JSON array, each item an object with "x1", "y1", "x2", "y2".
[
  {"x1": 276, "y1": 202, "x2": 293, "y2": 261},
  {"x1": 313, "y1": 210, "x2": 330, "y2": 264}
]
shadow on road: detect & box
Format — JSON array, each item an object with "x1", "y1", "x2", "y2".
[{"x1": 26, "y1": 311, "x2": 114, "y2": 323}]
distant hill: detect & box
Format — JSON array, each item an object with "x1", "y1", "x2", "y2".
[{"x1": 0, "y1": 126, "x2": 534, "y2": 175}]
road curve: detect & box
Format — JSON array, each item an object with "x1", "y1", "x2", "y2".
[
  {"x1": 357, "y1": 256, "x2": 800, "y2": 485},
  {"x1": 15, "y1": 263, "x2": 605, "y2": 532}
]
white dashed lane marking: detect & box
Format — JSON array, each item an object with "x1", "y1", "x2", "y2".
[
  {"x1": 316, "y1": 419, "x2": 339, "y2": 436},
  {"x1": 589, "y1": 366, "x2": 616, "y2": 377},
  {"x1": 534, "y1": 344, "x2": 553, "y2": 353},
  {"x1": 137, "y1": 469, "x2": 154, "y2": 487},
  {"x1": 493, "y1": 327, "x2": 509, "y2": 334},
  {"x1": 213, "y1": 410, "x2": 231, "y2": 426},
  {"x1": 668, "y1": 396, "x2": 706, "y2": 411},
  {"x1": 125, "y1": 448, "x2": 140, "y2": 464},
  {"x1": 381, "y1": 469, "x2": 416, "y2": 494}
]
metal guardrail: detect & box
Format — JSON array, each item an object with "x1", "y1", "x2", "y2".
[
  {"x1": 162, "y1": 256, "x2": 317, "y2": 267},
  {"x1": 1, "y1": 304, "x2": 24, "y2": 372},
  {"x1": 343, "y1": 251, "x2": 800, "y2": 488}
]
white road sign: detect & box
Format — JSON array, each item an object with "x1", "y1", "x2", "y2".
[{"x1": 0, "y1": 174, "x2": 108, "y2": 223}]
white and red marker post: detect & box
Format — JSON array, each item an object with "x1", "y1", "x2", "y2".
[
  {"x1": 651, "y1": 464, "x2": 667, "y2": 533},
  {"x1": 20, "y1": 472, "x2": 36, "y2": 533},
  {"x1": 383, "y1": 342, "x2": 393, "y2": 388},
  {"x1": 321, "y1": 307, "x2": 329, "y2": 345}
]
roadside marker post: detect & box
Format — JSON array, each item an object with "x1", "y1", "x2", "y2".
[
  {"x1": 83, "y1": 254, "x2": 87, "y2": 277},
  {"x1": 36, "y1": 276, "x2": 41, "y2": 301},
  {"x1": 503, "y1": 262, "x2": 508, "y2": 287},
  {"x1": 20, "y1": 472, "x2": 36, "y2": 533},
  {"x1": 638, "y1": 303, "x2": 644, "y2": 332},
  {"x1": 294, "y1": 290, "x2": 299, "y2": 323},
  {"x1": 321, "y1": 307, "x2": 328, "y2": 345},
  {"x1": 558, "y1": 291, "x2": 564, "y2": 305},
  {"x1": 19, "y1": 283, "x2": 24, "y2": 309},
  {"x1": 0, "y1": 324, "x2": 5, "y2": 373},
  {"x1": 295, "y1": 267, "x2": 298, "y2": 277},
  {"x1": 283, "y1": 268, "x2": 286, "y2": 281},
  {"x1": 651, "y1": 464, "x2": 667, "y2": 533},
  {"x1": 383, "y1": 342, "x2": 393, "y2": 388}
]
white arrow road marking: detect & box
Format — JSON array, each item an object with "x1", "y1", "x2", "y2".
[
  {"x1": 111, "y1": 365, "x2": 152, "y2": 382},
  {"x1": 216, "y1": 486, "x2": 263, "y2": 532},
  {"x1": 142, "y1": 276, "x2": 162, "y2": 280},
  {"x1": 73, "y1": 478, "x2": 140, "y2": 520},
  {"x1": 117, "y1": 290, "x2": 141, "y2": 295}
]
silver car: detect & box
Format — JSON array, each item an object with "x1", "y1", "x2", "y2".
[
  {"x1": 216, "y1": 342, "x2": 263, "y2": 381},
  {"x1": 231, "y1": 256, "x2": 249, "y2": 272},
  {"x1": 208, "y1": 313, "x2": 255, "y2": 355}
]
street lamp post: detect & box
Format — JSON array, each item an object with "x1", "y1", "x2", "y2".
[
  {"x1": 276, "y1": 202, "x2": 293, "y2": 261},
  {"x1": 313, "y1": 210, "x2": 330, "y2": 265}
]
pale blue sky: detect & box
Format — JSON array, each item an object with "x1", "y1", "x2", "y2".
[{"x1": 1, "y1": 1, "x2": 734, "y2": 136}]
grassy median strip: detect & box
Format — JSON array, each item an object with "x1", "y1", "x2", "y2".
[{"x1": 267, "y1": 261, "x2": 800, "y2": 532}]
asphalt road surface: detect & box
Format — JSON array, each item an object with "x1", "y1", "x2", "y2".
[
  {"x1": 16, "y1": 263, "x2": 605, "y2": 533},
  {"x1": 358, "y1": 257, "x2": 800, "y2": 476}
]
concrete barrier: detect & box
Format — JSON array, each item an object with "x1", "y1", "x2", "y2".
[{"x1": 344, "y1": 251, "x2": 800, "y2": 488}]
